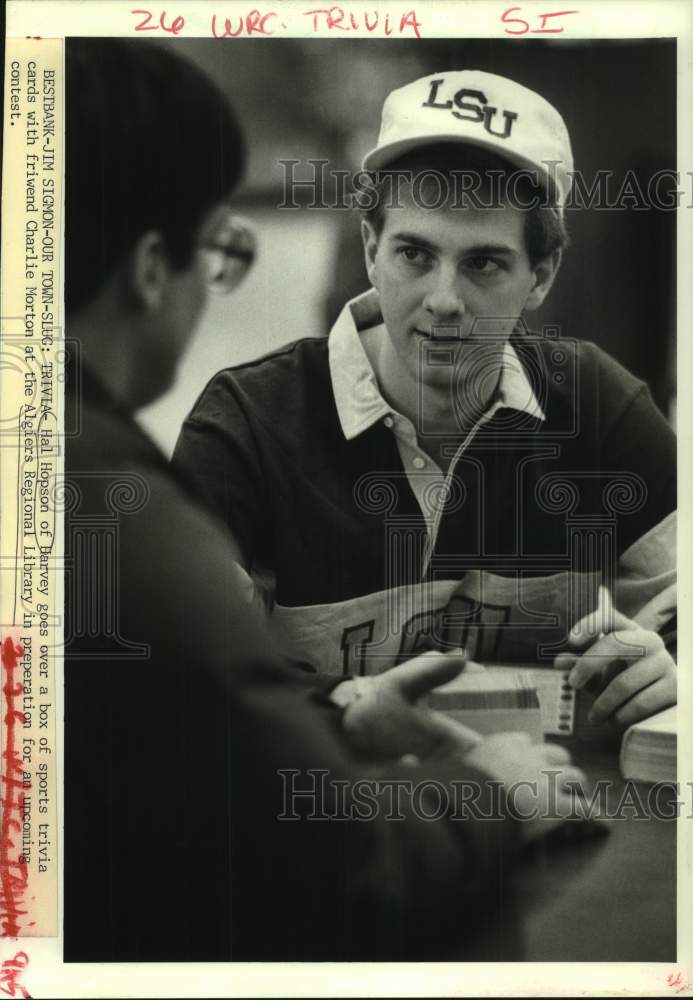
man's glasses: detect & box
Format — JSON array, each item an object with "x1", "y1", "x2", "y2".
[{"x1": 197, "y1": 213, "x2": 257, "y2": 294}]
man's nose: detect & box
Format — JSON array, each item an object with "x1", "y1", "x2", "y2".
[{"x1": 423, "y1": 266, "x2": 466, "y2": 324}]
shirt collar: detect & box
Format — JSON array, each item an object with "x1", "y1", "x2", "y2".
[{"x1": 328, "y1": 289, "x2": 546, "y2": 441}]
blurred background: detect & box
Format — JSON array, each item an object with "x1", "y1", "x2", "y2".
[{"x1": 137, "y1": 38, "x2": 676, "y2": 455}]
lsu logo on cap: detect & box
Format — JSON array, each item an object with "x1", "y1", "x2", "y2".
[{"x1": 422, "y1": 77, "x2": 518, "y2": 140}]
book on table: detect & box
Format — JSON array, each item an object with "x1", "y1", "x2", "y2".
[{"x1": 619, "y1": 705, "x2": 676, "y2": 783}]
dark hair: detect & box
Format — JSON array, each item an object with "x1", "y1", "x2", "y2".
[
  {"x1": 360, "y1": 143, "x2": 569, "y2": 268},
  {"x1": 65, "y1": 40, "x2": 246, "y2": 313}
]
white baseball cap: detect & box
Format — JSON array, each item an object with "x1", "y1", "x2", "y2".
[{"x1": 363, "y1": 70, "x2": 573, "y2": 209}]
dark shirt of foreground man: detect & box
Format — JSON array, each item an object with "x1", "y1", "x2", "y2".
[{"x1": 64, "y1": 365, "x2": 522, "y2": 961}]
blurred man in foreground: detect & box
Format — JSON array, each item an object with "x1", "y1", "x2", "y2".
[{"x1": 64, "y1": 40, "x2": 587, "y2": 962}]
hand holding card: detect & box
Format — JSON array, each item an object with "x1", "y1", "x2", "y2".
[{"x1": 555, "y1": 586, "x2": 677, "y2": 726}]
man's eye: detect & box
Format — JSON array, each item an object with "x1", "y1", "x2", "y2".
[
  {"x1": 397, "y1": 246, "x2": 430, "y2": 266},
  {"x1": 465, "y1": 256, "x2": 500, "y2": 273}
]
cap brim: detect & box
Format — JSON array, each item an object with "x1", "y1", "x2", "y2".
[{"x1": 362, "y1": 134, "x2": 560, "y2": 203}]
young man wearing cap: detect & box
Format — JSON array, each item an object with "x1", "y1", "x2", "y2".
[{"x1": 174, "y1": 70, "x2": 676, "y2": 731}]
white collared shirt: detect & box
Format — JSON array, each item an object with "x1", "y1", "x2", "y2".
[{"x1": 328, "y1": 289, "x2": 546, "y2": 571}]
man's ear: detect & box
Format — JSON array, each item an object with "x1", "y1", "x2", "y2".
[
  {"x1": 524, "y1": 248, "x2": 562, "y2": 312},
  {"x1": 125, "y1": 231, "x2": 169, "y2": 312},
  {"x1": 361, "y1": 219, "x2": 380, "y2": 286}
]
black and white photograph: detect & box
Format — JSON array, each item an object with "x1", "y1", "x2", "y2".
[{"x1": 1, "y1": 2, "x2": 692, "y2": 995}]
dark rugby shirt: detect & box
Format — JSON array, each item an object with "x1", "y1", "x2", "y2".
[{"x1": 173, "y1": 291, "x2": 676, "y2": 680}]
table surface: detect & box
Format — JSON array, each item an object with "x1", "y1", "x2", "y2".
[{"x1": 457, "y1": 732, "x2": 677, "y2": 962}]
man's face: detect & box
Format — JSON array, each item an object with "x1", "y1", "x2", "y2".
[
  {"x1": 162, "y1": 203, "x2": 233, "y2": 357},
  {"x1": 363, "y1": 187, "x2": 547, "y2": 396},
  {"x1": 140, "y1": 202, "x2": 232, "y2": 405}
]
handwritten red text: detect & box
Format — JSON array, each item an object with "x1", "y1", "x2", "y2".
[
  {"x1": 131, "y1": 8, "x2": 186, "y2": 33},
  {"x1": 211, "y1": 10, "x2": 279, "y2": 37},
  {"x1": 303, "y1": 6, "x2": 422, "y2": 36},
  {"x1": 0, "y1": 952, "x2": 30, "y2": 999},
  {"x1": 501, "y1": 7, "x2": 579, "y2": 34},
  {"x1": 666, "y1": 971, "x2": 692, "y2": 995},
  {"x1": 131, "y1": 6, "x2": 423, "y2": 37}
]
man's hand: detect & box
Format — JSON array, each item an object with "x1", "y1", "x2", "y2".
[
  {"x1": 339, "y1": 654, "x2": 589, "y2": 843},
  {"x1": 339, "y1": 651, "x2": 483, "y2": 762},
  {"x1": 555, "y1": 606, "x2": 676, "y2": 726},
  {"x1": 464, "y1": 733, "x2": 587, "y2": 842}
]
